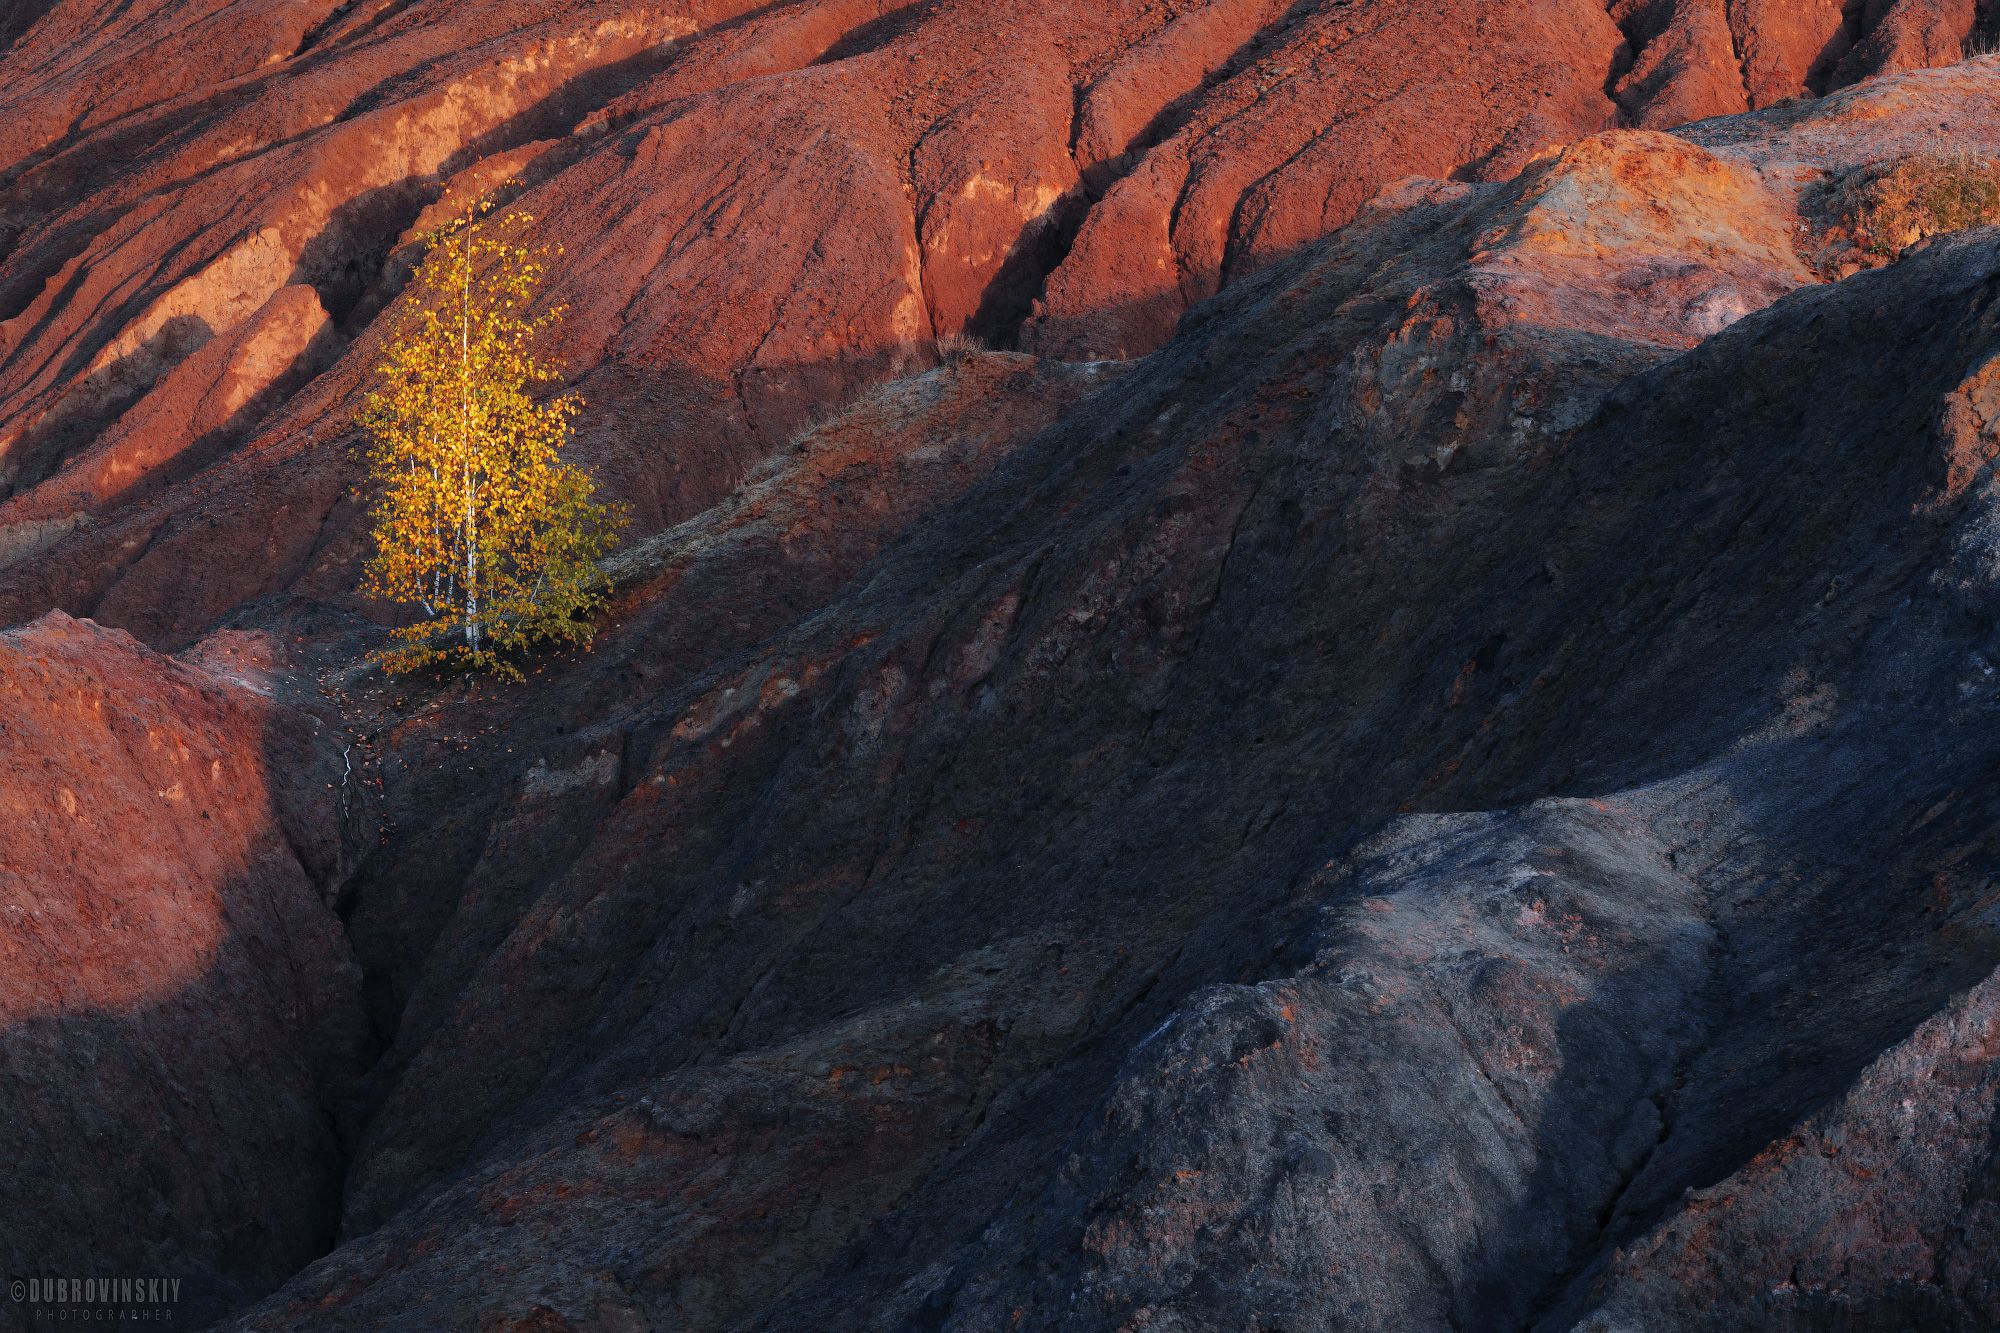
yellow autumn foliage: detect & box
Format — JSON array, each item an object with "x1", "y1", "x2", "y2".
[{"x1": 357, "y1": 199, "x2": 624, "y2": 679}]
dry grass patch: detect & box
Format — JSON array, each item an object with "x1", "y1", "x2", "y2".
[{"x1": 1810, "y1": 149, "x2": 2000, "y2": 277}]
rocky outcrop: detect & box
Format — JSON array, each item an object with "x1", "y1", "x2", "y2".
[
  {"x1": 1565, "y1": 964, "x2": 2000, "y2": 1328},
  {"x1": 208, "y1": 71, "x2": 2000, "y2": 1328},
  {"x1": 1, "y1": 2, "x2": 1999, "y2": 1330},
  {"x1": 330, "y1": 347, "x2": 1124, "y2": 1128},
  {"x1": 1607, "y1": 0, "x2": 1993, "y2": 124},
  {"x1": 0, "y1": 613, "x2": 368, "y2": 1324}
]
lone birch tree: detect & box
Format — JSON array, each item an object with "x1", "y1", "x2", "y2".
[{"x1": 358, "y1": 198, "x2": 624, "y2": 678}]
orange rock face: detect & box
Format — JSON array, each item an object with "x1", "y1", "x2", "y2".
[{"x1": 1024, "y1": 0, "x2": 1632, "y2": 360}]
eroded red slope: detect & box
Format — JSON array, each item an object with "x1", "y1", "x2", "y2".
[{"x1": 1, "y1": 0, "x2": 1988, "y2": 647}]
